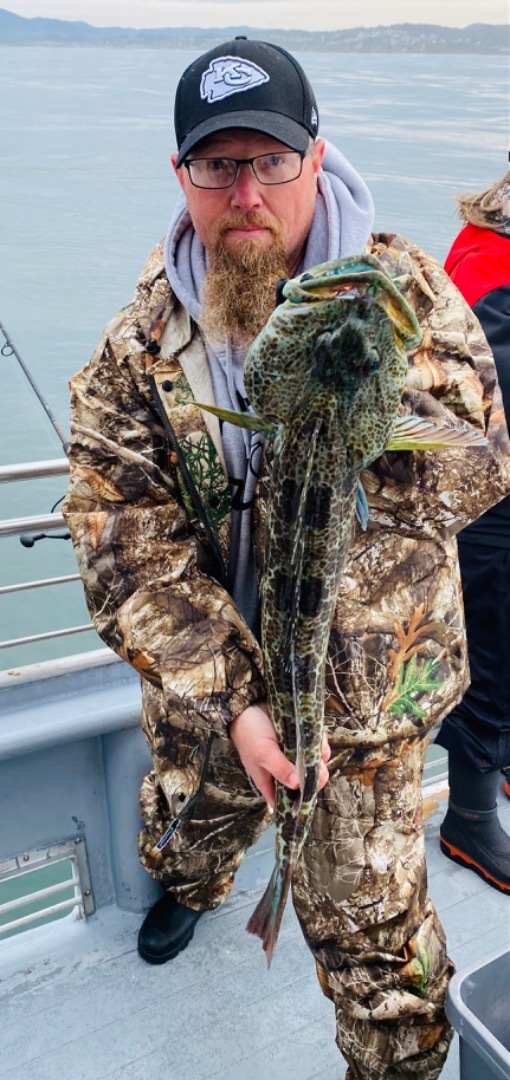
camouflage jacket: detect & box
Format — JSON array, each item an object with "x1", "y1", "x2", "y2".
[{"x1": 63, "y1": 232, "x2": 510, "y2": 753}]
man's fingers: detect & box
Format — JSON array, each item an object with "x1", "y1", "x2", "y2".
[
  {"x1": 257, "y1": 756, "x2": 329, "y2": 807},
  {"x1": 251, "y1": 768, "x2": 275, "y2": 809},
  {"x1": 252, "y1": 749, "x2": 299, "y2": 809},
  {"x1": 322, "y1": 735, "x2": 331, "y2": 762},
  {"x1": 230, "y1": 704, "x2": 329, "y2": 805},
  {"x1": 267, "y1": 753, "x2": 329, "y2": 797},
  {"x1": 318, "y1": 760, "x2": 330, "y2": 791},
  {"x1": 267, "y1": 750, "x2": 299, "y2": 791}
]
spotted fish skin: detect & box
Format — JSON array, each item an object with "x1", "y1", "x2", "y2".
[
  {"x1": 244, "y1": 255, "x2": 423, "y2": 962},
  {"x1": 193, "y1": 255, "x2": 485, "y2": 962}
]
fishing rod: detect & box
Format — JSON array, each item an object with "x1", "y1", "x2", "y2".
[
  {"x1": 0, "y1": 319, "x2": 69, "y2": 452},
  {"x1": 1, "y1": 319, "x2": 71, "y2": 545}
]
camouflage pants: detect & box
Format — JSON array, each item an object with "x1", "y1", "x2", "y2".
[{"x1": 138, "y1": 705, "x2": 453, "y2": 1080}]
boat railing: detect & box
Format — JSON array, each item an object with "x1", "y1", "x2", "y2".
[
  {"x1": 0, "y1": 457, "x2": 94, "y2": 650},
  {"x1": 0, "y1": 457, "x2": 448, "y2": 787}
]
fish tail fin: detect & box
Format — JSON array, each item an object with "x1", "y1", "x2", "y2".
[{"x1": 246, "y1": 860, "x2": 292, "y2": 967}]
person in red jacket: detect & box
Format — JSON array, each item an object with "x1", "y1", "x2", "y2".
[{"x1": 438, "y1": 170, "x2": 510, "y2": 892}]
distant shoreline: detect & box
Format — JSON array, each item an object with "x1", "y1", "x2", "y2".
[
  {"x1": 1, "y1": 49, "x2": 507, "y2": 56},
  {"x1": 0, "y1": 11, "x2": 507, "y2": 55},
  {"x1": 1, "y1": 45, "x2": 507, "y2": 55},
  {"x1": 1, "y1": 41, "x2": 507, "y2": 55}
]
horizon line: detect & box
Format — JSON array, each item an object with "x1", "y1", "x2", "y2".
[{"x1": 0, "y1": 9, "x2": 506, "y2": 32}]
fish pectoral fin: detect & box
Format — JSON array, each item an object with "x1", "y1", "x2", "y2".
[
  {"x1": 387, "y1": 414, "x2": 488, "y2": 451},
  {"x1": 193, "y1": 401, "x2": 273, "y2": 434},
  {"x1": 356, "y1": 481, "x2": 370, "y2": 531}
]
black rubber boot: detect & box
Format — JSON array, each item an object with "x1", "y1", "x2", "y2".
[
  {"x1": 440, "y1": 755, "x2": 510, "y2": 894},
  {"x1": 137, "y1": 893, "x2": 204, "y2": 965}
]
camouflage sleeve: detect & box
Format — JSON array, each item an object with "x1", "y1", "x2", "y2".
[
  {"x1": 62, "y1": 322, "x2": 266, "y2": 738},
  {"x1": 364, "y1": 232, "x2": 510, "y2": 539}
]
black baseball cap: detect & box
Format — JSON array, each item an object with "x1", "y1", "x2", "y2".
[{"x1": 174, "y1": 37, "x2": 319, "y2": 166}]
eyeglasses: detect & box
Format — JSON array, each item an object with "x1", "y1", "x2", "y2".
[{"x1": 183, "y1": 147, "x2": 312, "y2": 190}]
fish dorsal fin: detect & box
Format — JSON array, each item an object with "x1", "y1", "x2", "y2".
[{"x1": 387, "y1": 414, "x2": 488, "y2": 451}]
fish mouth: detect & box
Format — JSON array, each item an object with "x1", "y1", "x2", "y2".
[{"x1": 283, "y1": 256, "x2": 422, "y2": 350}]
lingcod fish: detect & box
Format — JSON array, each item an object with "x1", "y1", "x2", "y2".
[{"x1": 197, "y1": 253, "x2": 487, "y2": 964}]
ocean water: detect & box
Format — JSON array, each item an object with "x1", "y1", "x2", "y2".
[{"x1": 0, "y1": 46, "x2": 507, "y2": 667}]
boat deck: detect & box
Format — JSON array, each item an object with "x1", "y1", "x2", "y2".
[{"x1": 1, "y1": 788, "x2": 509, "y2": 1080}]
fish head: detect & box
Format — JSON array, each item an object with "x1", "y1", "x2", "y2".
[{"x1": 245, "y1": 254, "x2": 422, "y2": 468}]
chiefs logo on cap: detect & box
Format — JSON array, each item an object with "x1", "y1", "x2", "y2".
[{"x1": 200, "y1": 56, "x2": 270, "y2": 103}]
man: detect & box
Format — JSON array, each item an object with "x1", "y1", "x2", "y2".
[{"x1": 63, "y1": 38, "x2": 510, "y2": 1080}]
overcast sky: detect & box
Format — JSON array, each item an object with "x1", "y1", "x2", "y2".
[{"x1": 4, "y1": 0, "x2": 508, "y2": 33}]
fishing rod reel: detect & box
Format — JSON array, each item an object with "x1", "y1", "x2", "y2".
[
  {"x1": 20, "y1": 531, "x2": 71, "y2": 548},
  {"x1": 19, "y1": 495, "x2": 71, "y2": 548}
]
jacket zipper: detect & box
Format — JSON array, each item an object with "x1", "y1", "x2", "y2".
[{"x1": 154, "y1": 732, "x2": 214, "y2": 852}]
